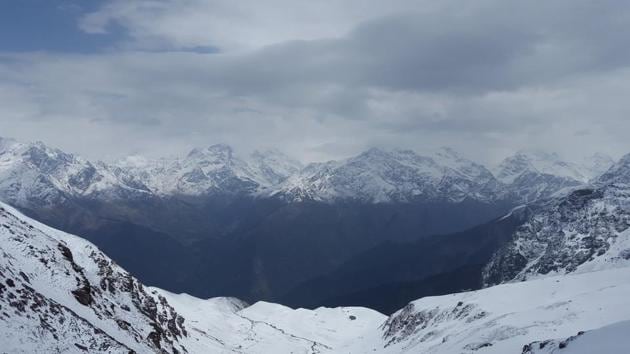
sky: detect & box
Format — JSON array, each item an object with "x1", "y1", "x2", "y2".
[{"x1": 1, "y1": 0, "x2": 630, "y2": 164}]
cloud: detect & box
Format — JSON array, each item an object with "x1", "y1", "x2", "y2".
[
  {"x1": 78, "y1": 0, "x2": 427, "y2": 51},
  {"x1": 1, "y1": 1, "x2": 630, "y2": 164}
]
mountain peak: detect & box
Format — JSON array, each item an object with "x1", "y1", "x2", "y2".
[
  {"x1": 618, "y1": 152, "x2": 630, "y2": 165},
  {"x1": 357, "y1": 146, "x2": 395, "y2": 158},
  {"x1": 495, "y1": 150, "x2": 587, "y2": 183},
  {"x1": 433, "y1": 146, "x2": 463, "y2": 159},
  {"x1": 270, "y1": 146, "x2": 503, "y2": 203},
  {"x1": 596, "y1": 153, "x2": 630, "y2": 185},
  {"x1": 187, "y1": 144, "x2": 234, "y2": 160},
  {"x1": 514, "y1": 149, "x2": 561, "y2": 160}
]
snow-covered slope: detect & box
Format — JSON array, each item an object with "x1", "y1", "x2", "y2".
[
  {"x1": 484, "y1": 153, "x2": 630, "y2": 286},
  {"x1": 524, "y1": 320, "x2": 630, "y2": 354},
  {"x1": 376, "y1": 267, "x2": 630, "y2": 354},
  {"x1": 270, "y1": 147, "x2": 507, "y2": 203},
  {"x1": 0, "y1": 201, "x2": 188, "y2": 353},
  {"x1": 156, "y1": 292, "x2": 386, "y2": 354},
  {"x1": 0, "y1": 200, "x2": 386, "y2": 353}
]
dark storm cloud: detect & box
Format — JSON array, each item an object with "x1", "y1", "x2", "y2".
[
  {"x1": 1, "y1": 0, "x2": 630, "y2": 163},
  {"x1": 209, "y1": 3, "x2": 630, "y2": 96}
]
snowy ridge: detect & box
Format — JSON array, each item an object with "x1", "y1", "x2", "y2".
[
  {"x1": 0, "y1": 137, "x2": 616, "y2": 206},
  {"x1": 523, "y1": 320, "x2": 630, "y2": 354},
  {"x1": 0, "y1": 137, "x2": 150, "y2": 206},
  {"x1": 492, "y1": 150, "x2": 613, "y2": 203},
  {"x1": 484, "y1": 153, "x2": 630, "y2": 286},
  {"x1": 494, "y1": 151, "x2": 589, "y2": 184},
  {"x1": 269, "y1": 147, "x2": 507, "y2": 203},
  {"x1": 0, "y1": 138, "x2": 303, "y2": 204},
  {"x1": 117, "y1": 145, "x2": 302, "y2": 196},
  {"x1": 0, "y1": 202, "x2": 188, "y2": 353},
  {"x1": 378, "y1": 267, "x2": 630, "y2": 354}
]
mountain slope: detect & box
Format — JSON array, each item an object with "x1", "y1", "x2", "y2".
[
  {"x1": 375, "y1": 266, "x2": 630, "y2": 353},
  {"x1": 0, "y1": 200, "x2": 387, "y2": 353},
  {"x1": 524, "y1": 320, "x2": 630, "y2": 354},
  {"x1": 0, "y1": 137, "x2": 149, "y2": 206},
  {"x1": 117, "y1": 145, "x2": 302, "y2": 196},
  {"x1": 270, "y1": 147, "x2": 508, "y2": 203},
  {"x1": 281, "y1": 208, "x2": 529, "y2": 314},
  {"x1": 484, "y1": 153, "x2": 630, "y2": 286},
  {"x1": 494, "y1": 151, "x2": 584, "y2": 203},
  {"x1": 0, "y1": 202, "x2": 189, "y2": 353}
]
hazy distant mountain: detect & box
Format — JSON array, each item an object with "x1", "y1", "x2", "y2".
[
  {"x1": 493, "y1": 150, "x2": 614, "y2": 202},
  {"x1": 0, "y1": 137, "x2": 150, "y2": 207},
  {"x1": 269, "y1": 147, "x2": 508, "y2": 203},
  {"x1": 116, "y1": 145, "x2": 303, "y2": 196},
  {"x1": 1, "y1": 137, "x2": 613, "y2": 208}
]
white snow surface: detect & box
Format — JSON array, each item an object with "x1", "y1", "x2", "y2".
[
  {"x1": 524, "y1": 320, "x2": 630, "y2": 353},
  {"x1": 377, "y1": 267, "x2": 630, "y2": 354}
]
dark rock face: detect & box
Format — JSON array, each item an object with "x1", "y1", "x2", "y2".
[
  {"x1": 522, "y1": 330, "x2": 586, "y2": 353},
  {"x1": 58, "y1": 244, "x2": 94, "y2": 306},
  {"x1": 0, "y1": 205, "x2": 189, "y2": 353},
  {"x1": 381, "y1": 301, "x2": 488, "y2": 347},
  {"x1": 484, "y1": 184, "x2": 630, "y2": 286}
]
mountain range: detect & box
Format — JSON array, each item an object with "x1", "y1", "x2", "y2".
[
  {"x1": 1, "y1": 148, "x2": 630, "y2": 352},
  {"x1": 0, "y1": 137, "x2": 613, "y2": 206},
  {"x1": 0, "y1": 136, "x2": 622, "y2": 313}
]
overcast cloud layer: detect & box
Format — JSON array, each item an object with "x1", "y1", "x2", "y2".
[{"x1": 1, "y1": 0, "x2": 630, "y2": 163}]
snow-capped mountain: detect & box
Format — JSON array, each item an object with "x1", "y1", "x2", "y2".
[
  {"x1": 0, "y1": 138, "x2": 303, "y2": 208},
  {"x1": 2, "y1": 199, "x2": 630, "y2": 353},
  {"x1": 1, "y1": 136, "x2": 613, "y2": 207},
  {"x1": 484, "y1": 153, "x2": 630, "y2": 286},
  {"x1": 0, "y1": 137, "x2": 149, "y2": 206},
  {"x1": 580, "y1": 152, "x2": 616, "y2": 180},
  {"x1": 493, "y1": 150, "x2": 614, "y2": 203},
  {"x1": 269, "y1": 147, "x2": 507, "y2": 203},
  {"x1": 597, "y1": 153, "x2": 630, "y2": 186},
  {"x1": 249, "y1": 149, "x2": 303, "y2": 186},
  {"x1": 117, "y1": 145, "x2": 302, "y2": 196},
  {"x1": 495, "y1": 151, "x2": 589, "y2": 184},
  {"x1": 374, "y1": 155, "x2": 630, "y2": 353}
]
